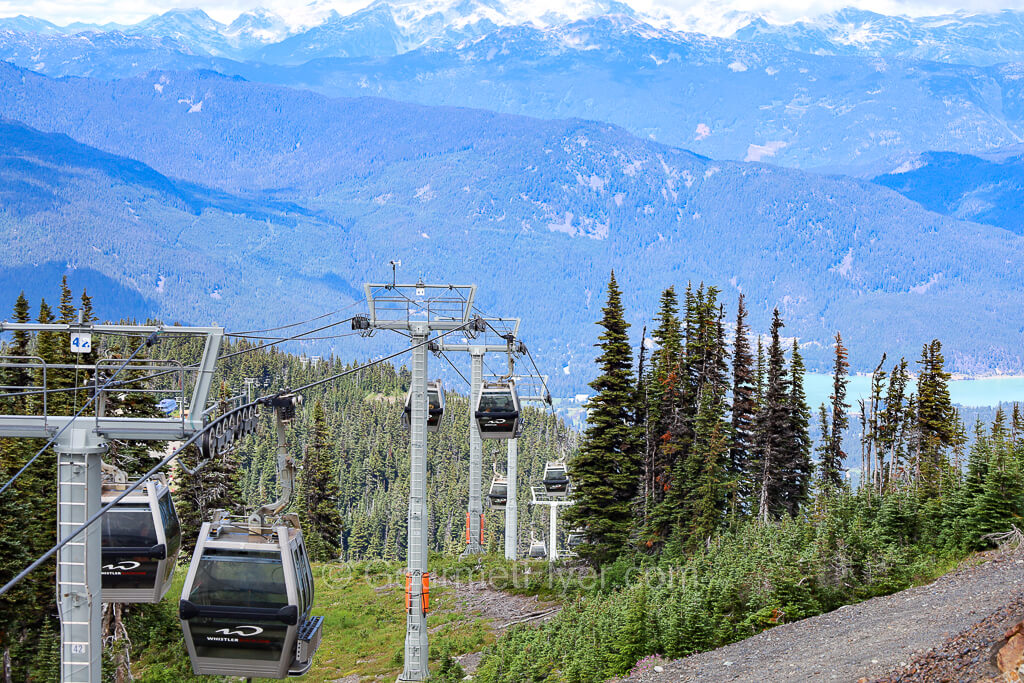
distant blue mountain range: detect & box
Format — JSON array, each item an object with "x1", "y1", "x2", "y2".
[
  {"x1": 1, "y1": 63, "x2": 1023, "y2": 393},
  {"x1": 5, "y1": 9, "x2": 1024, "y2": 170},
  {"x1": 732, "y1": 8, "x2": 1024, "y2": 66}
]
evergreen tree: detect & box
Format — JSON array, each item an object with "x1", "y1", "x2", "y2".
[
  {"x1": 785, "y1": 341, "x2": 813, "y2": 513},
  {"x1": 0, "y1": 292, "x2": 31, "y2": 414},
  {"x1": 815, "y1": 403, "x2": 833, "y2": 491},
  {"x1": 915, "y1": 340, "x2": 955, "y2": 498},
  {"x1": 565, "y1": 272, "x2": 641, "y2": 565},
  {"x1": 687, "y1": 387, "x2": 731, "y2": 544},
  {"x1": 968, "y1": 410, "x2": 1024, "y2": 547},
  {"x1": 878, "y1": 359, "x2": 911, "y2": 491},
  {"x1": 752, "y1": 309, "x2": 793, "y2": 521},
  {"x1": 648, "y1": 288, "x2": 683, "y2": 514},
  {"x1": 822, "y1": 333, "x2": 849, "y2": 491},
  {"x1": 729, "y1": 293, "x2": 756, "y2": 516},
  {"x1": 176, "y1": 384, "x2": 246, "y2": 552},
  {"x1": 301, "y1": 401, "x2": 344, "y2": 561},
  {"x1": 755, "y1": 337, "x2": 766, "y2": 409}
]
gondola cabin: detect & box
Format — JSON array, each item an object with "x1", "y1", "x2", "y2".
[
  {"x1": 542, "y1": 462, "x2": 570, "y2": 497},
  {"x1": 488, "y1": 474, "x2": 508, "y2": 510},
  {"x1": 528, "y1": 540, "x2": 547, "y2": 559},
  {"x1": 179, "y1": 516, "x2": 324, "y2": 679},
  {"x1": 474, "y1": 381, "x2": 522, "y2": 439},
  {"x1": 101, "y1": 475, "x2": 181, "y2": 603},
  {"x1": 402, "y1": 380, "x2": 445, "y2": 433}
]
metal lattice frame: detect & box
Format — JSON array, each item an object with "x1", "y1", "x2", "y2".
[{"x1": 0, "y1": 323, "x2": 223, "y2": 683}]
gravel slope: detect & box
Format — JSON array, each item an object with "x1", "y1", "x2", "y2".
[{"x1": 630, "y1": 552, "x2": 1024, "y2": 683}]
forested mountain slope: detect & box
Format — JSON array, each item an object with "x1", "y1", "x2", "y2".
[
  {"x1": 2, "y1": 65, "x2": 1024, "y2": 388},
  {"x1": 873, "y1": 148, "x2": 1024, "y2": 235}
]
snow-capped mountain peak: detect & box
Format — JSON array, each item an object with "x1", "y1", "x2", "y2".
[{"x1": 225, "y1": 7, "x2": 290, "y2": 45}]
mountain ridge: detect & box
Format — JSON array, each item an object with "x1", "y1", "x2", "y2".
[{"x1": 2, "y1": 63, "x2": 1023, "y2": 390}]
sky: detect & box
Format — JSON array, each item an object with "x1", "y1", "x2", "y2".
[{"x1": 4, "y1": 0, "x2": 1024, "y2": 30}]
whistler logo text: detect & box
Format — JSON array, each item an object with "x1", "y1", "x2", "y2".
[
  {"x1": 214, "y1": 625, "x2": 264, "y2": 637},
  {"x1": 102, "y1": 561, "x2": 141, "y2": 572}
]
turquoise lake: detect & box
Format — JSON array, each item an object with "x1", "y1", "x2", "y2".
[{"x1": 803, "y1": 374, "x2": 1024, "y2": 410}]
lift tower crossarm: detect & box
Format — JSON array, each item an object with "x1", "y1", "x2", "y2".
[{"x1": 0, "y1": 322, "x2": 223, "y2": 437}]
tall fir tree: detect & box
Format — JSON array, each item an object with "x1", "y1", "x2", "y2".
[
  {"x1": 785, "y1": 341, "x2": 813, "y2": 514},
  {"x1": 565, "y1": 272, "x2": 641, "y2": 565},
  {"x1": 752, "y1": 309, "x2": 793, "y2": 521},
  {"x1": 915, "y1": 340, "x2": 956, "y2": 498},
  {"x1": 729, "y1": 293, "x2": 757, "y2": 516},
  {"x1": 822, "y1": 333, "x2": 849, "y2": 491},
  {"x1": 755, "y1": 336, "x2": 766, "y2": 409},
  {"x1": 648, "y1": 288, "x2": 683, "y2": 514},
  {"x1": 686, "y1": 384, "x2": 731, "y2": 545},
  {"x1": 300, "y1": 401, "x2": 344, "y2": 561},
  {"x1": 175, "y1": 383, "x2": 246, "y2": 552},
  {"x1": 0, "y1": 292, "x2": 31, "y2": 414}
]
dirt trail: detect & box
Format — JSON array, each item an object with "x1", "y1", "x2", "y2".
[
  {"x1": 436, "y1": 579, "x2": 560, "y2": 675},
  {"x1": 630, "y1": 552, "x2": 1024, "y2": 683}
]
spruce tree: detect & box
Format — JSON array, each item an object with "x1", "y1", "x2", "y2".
[
  {"x1": 176, "y1": 384, "x2": 245, "y2": 552},
  {"x1": 878, "y1": 359, "x2": 911, "y2": 491},
  {"x1": 822, "y1": 333, "x2": 849, "y2": 491},
  {"x1": 915, "y1": 340, "x2": 956, "y2": 498},
  {"x1": 755, "y1": 337, "x2": 766, "y2": 409},
  {"x1": 565, "y1": 272, "x2": 641, "y2": 565},
  {"x1": 968, "y1": 411, "x2": 1024, "y2": 547},
  {"x1": 649, "y1": 288, "x2": 683, "y2": 513},
  {"x1": 300, "y1": 401, "x2": 344, "y2": 561},
  {"x1": 752, "y1": 309, "x2": 793, "y2": 521},
  {"x1": 687, "y1": 386, "x2": 731, "y2": 544},
  {"x1": 815, "y1": 403, "x2": 833, "y2": 492},
  {"x1": 0, "y1": 292, "x2": 31, "y2": 414},
  {"x1": 729, "y1": 293, "x2": 756, "y2": 516},
  {"x1": 785, "y1": 341, "x2": 813, "y2": 514}
]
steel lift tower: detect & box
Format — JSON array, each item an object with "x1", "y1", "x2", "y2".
[
  {"x1": 0, "y1": 322, "x2": 223, "y2": 683},
  {"x1": 494, "y1": 373, "x2": 551, "y2": 560},
  {"x1": 530, "y1": 485, "x2": 573, "y2": 562},
  {"x1": 355, "y1": 281, "x2": 479, "y2": 682},
  {"x1": 439, "y1": 318, "x2": 522, "y2": 558}
]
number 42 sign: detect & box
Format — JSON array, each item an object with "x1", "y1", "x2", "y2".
[{"x1": 70, "y1": 333, "x2": 92, "y2": 354}]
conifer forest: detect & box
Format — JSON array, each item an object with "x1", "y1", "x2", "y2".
[{"x1": 1, "y1": 273, "x2": 1022, "y2": 682}]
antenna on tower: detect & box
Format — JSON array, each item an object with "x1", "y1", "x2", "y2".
[{"x1": 389, "y1": 260, "x2": 402, "y2": 288}]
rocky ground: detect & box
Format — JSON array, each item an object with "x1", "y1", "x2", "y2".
[
  {"x1": 869, "y1": 589, "x2": 1024, "y2": 683},
  {"x1": 629, "y1": 551, "x2": 1024, "y2": 683}
]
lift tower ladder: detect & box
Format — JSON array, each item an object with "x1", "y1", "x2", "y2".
[
  {"x1": 358, "y1": 281, "x2": 478, "y2": 682},
  {"x1": 438, "y1": 318, "x2": 521, "y2": 558},
  {"x1": 0, "y1": 323, "x2": 223, "y2": 683}
]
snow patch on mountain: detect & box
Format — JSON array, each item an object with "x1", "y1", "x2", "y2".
[{"x1": 745, "y1": 141, "x2": 786, "y2": 162}]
